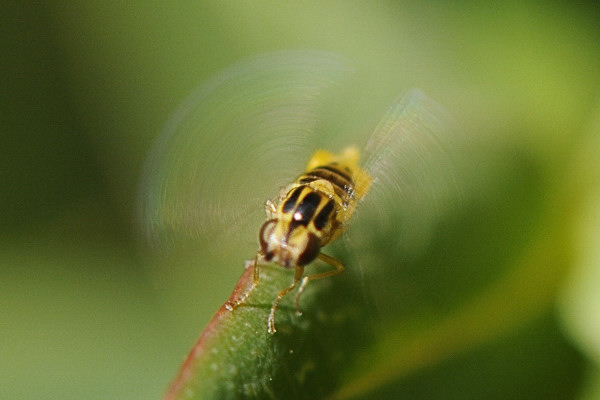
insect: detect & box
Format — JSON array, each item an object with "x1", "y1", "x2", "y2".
[
  {"x1": 139, "y1": 51, "x2": 462, "y2": 335},
  {"x1": 225, "y1": 147, "x2": 372, "y2": 333}
]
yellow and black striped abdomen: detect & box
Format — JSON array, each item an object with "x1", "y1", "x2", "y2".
[
  {"x1": 300, "y1": 147, "x2": 372, "y2": 224},
  {"x1": 297, "y1": 163, "x2": 356, "y2": 208}
]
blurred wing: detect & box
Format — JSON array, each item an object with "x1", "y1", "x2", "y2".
[
  {"x1": 138, "y1": 51, "x2": 354, "y2": 252},
  {"x1": 348, "y1": 89, "x2": 467, "y2": 274}
]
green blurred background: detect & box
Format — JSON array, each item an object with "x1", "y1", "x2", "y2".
[{"x1": 2, "y1": 1, "x2": 600, "y2": 399}]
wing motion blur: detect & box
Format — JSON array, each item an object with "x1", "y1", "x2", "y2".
[
  {"x1": 138, "y1": 51, "x2": 354, "y2": 254},
  {"x1": 138, "y1": 52, "x2": 467, "y2": 280}
]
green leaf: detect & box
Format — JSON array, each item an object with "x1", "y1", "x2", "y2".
[{"x1": 164, "y1": 260, "x2": 375, "y2": 400}]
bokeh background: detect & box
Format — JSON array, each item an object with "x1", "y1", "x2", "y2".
[{"x1": 2, "y1": 2, "x2": 600, "y2": 399}]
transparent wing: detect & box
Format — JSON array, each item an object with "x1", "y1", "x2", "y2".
[
  {"x1": 347, "y1": 89, "x2": 467, "y2": 279},
  {"x1": 138, "y1": 51, "x2": 354, "y2": 257}
]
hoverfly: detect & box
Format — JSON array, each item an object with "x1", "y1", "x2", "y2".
[
  {"x1": 139, "y1": 51, "x2": 463, "y2": 334},
  {"x1": 225, "y1": 146, "x2": 372, "y2": 333}
]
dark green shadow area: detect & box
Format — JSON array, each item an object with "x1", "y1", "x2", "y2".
[{"x1": 360, "y1": 311, "x2": 585, "y2": 400}]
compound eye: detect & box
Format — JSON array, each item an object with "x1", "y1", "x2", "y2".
[
  {"x1": 259, "y1": 219, "x2": 277, "y2": 254},
  {"x1": 297, "y1": 232, "x2": 321, "y2": 266}
]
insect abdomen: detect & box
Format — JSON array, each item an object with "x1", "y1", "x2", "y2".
[{"x1": 297, "y1": 163, "x2": 355, "y2": 207}]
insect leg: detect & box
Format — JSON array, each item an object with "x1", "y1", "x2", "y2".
[
  {"x1": 294, "y1": 253, "x2": 345, "y2": 315},
  {"x1": 265, "y1": 199, "x2": 277, "y2": 219},
  {"x1": 268, "y1": 265, "x2": 305, "y2": 334},
  {"x1": 225, "y1": 252, "x2": 260, "y2": 311}
]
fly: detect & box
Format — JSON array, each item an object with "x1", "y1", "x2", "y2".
[{"x1": 226, "y1": 147, "x2": 372, "y2": 333}]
